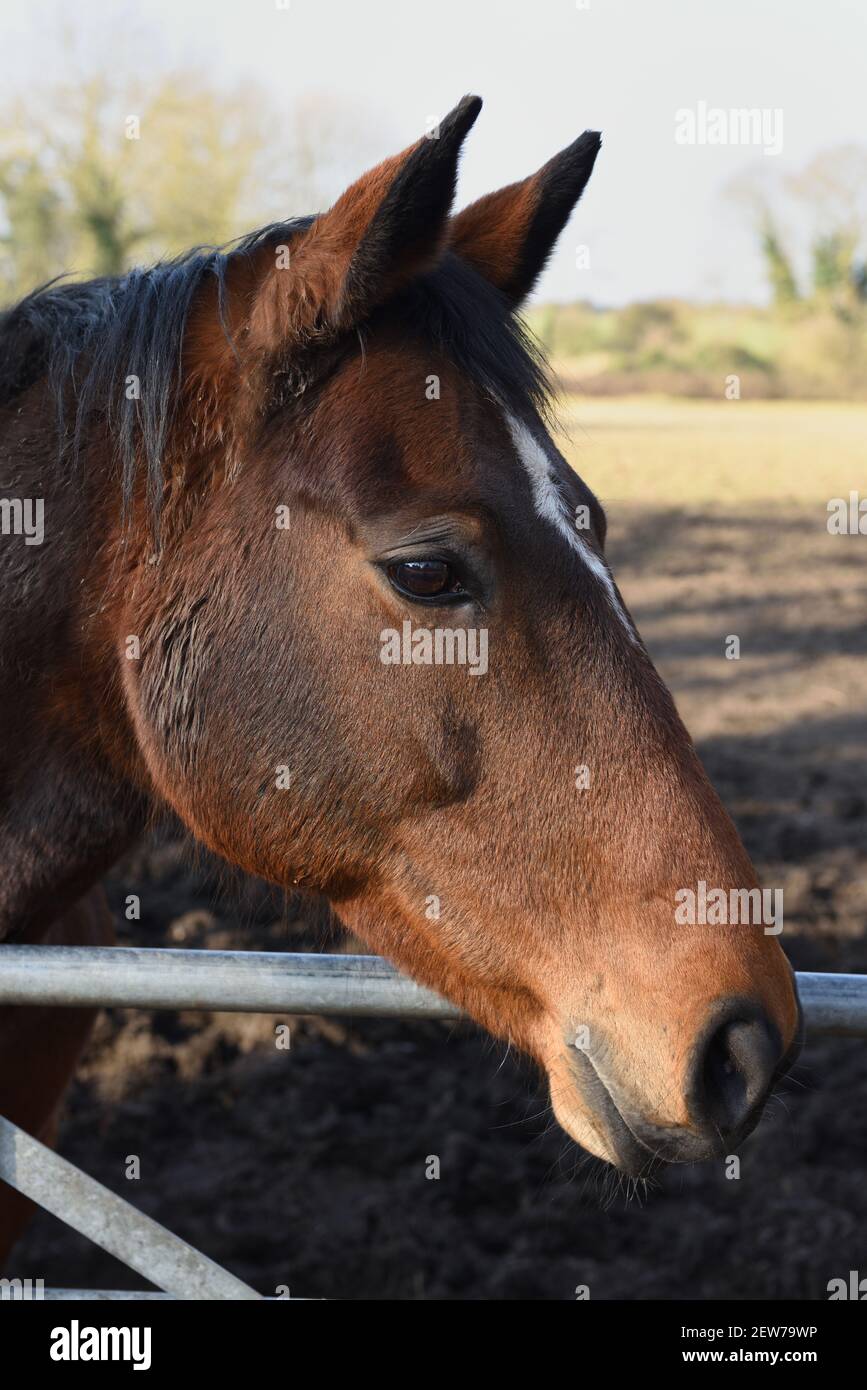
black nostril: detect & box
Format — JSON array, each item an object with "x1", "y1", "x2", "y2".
[{"x1": 693, "y1": 1007, "x2": 781, "y2": 1139}]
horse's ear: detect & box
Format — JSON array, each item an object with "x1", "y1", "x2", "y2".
[
  {"x1": 449, "y1": 130, "x2": 601, "y2": 305},
  {"x1": 248, "y1": 95, "x2": 483, "y2": 352}
]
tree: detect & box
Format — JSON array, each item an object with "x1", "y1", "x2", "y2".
[
  {"x1": 726, "y1": 164, "x2": 801, "y2": 305},
  {"x1": 728, "y1": 146, "x2": 867, "y2": 306},
  {"x1": 760, "y1": 218, "x2": 799, "y2": 306},
  {"x1": 789, "y1": 147, "x2": 867, "y2": 302},
  {"x1": 811, "y1": 232, "x2": 857, "y2": 296},
  {"x1": 0, "y1": 65, "x2": 384, "y2": 300}
]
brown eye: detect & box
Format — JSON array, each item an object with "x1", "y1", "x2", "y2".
[{"x1": 387, "y1": 559, "x2": 467, "y2": 602}]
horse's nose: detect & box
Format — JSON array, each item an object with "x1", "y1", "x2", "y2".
[{"x1": 690, "y1": 1002, "x2": 783, "y2": 1140}]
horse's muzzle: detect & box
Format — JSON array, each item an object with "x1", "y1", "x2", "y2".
[{"x1": 565, "y1": 988, "x2": 804, "y2": 1176}]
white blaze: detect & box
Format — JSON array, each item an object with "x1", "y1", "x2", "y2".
[{"x1": 507, "y1": 414, "x2": 635, "y2": 641}]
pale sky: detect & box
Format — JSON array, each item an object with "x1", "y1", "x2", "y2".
[{"x1": 3, "y1": 0, "x2": 867, "y2": 305}]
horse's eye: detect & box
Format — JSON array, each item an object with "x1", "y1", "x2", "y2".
[{"x1": 386, "y1": 559, "x2": 467, "y2": 602}]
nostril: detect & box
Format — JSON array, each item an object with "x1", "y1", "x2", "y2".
[{"x1": 694, "y1": 1010, "x2": 781, "y2": 1139}]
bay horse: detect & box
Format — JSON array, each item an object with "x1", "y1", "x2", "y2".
[{"x1": 0, "y1": 95, "x2": 801, "y2": 1262}]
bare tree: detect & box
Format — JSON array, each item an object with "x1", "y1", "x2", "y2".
[{"x1": 0, "y1": 56, "x2": 385, "y2": 299}]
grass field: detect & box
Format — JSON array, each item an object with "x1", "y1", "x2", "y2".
[{"x1": 553, "y1": 395, "x2": 867, "y2": 508}]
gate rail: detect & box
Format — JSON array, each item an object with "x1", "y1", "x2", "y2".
[{"x1": 2, "y1": 947, "x2": 866, "y2": 1034}]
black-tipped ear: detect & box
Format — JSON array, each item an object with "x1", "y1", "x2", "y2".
[
  {"x1": 340, "y1": 94, "x2": 484, "y2": 319},
  {"x1": 449, "y1": 130, "x2": 601, "y2": 304},
  {"x1": 246, "y1": 95, "x2": 483, "y2": 353}
]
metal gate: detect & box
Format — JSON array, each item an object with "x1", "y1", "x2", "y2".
[{"x1": 1, "y1": 947, "x2": 865, "y2": 1300}]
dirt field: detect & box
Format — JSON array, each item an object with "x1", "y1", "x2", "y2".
[{"x1": 11, "y1": 399, "x2": 867, "y2": 1300}]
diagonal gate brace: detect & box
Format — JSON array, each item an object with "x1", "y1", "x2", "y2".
[{"x1": 0, "y1": 1115, "x2": 261, "y2": 1300}]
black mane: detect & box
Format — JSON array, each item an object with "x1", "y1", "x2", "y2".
[
  {"x1": 0, "y1": 219, "x2": 553, "y2": 509},
  {"x1": 385, "y1": 250, "x2": 553, "y2": 420}
]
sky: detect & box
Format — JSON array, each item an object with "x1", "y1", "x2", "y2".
[{"x1": 3, "y1": 0, "x2": 867, "y2": 306}]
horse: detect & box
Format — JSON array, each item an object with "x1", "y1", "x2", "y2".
[{"x1": 0, "y1": 95, "x2": 801, "y2": 1262}]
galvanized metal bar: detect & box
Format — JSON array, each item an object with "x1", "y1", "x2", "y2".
[
  {"x1": 0, "y1": 1288, "x2": 172, "y2": 1301},
  {"x1": 794, "y1": 971, "x2": 867, "y2": 1038},
  {"x1": 0, "y1": 1117, "x2": 262, "y2": 1301},
  {"x1": 0, "y1": 946, "x2": 460, "y2": 1018},
  {"x1": 0, "y1": 946, "x2": 865, "y2": 1035},
  {"x1": 35, "y1": 1290, "x2": 301, "y2": 1300}
]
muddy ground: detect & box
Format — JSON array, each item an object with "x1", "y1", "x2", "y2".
[{"x1": 11, "y1": 503, "x2": 867, "y2": 1300}]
